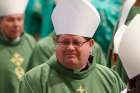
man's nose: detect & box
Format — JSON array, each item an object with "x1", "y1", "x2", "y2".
[
  {"x1": 66, "y1": 42, "x2": 75, "y2": 49},
  {"x1": 13, "y1": 20, "x2": 19, "y2": 27}
]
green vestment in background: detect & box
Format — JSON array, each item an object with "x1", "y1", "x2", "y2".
[{"x1": 0, "y1": 33, "x2": 36, "y2": 93}]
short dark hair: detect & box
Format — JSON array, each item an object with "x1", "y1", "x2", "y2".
[{"x1": 0, "y1": 16, "x2": 4, "y2": 22}]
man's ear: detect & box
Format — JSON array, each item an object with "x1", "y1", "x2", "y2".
[
  {"x1": 0, "y1": 17, "x2": 4, "y2": 27},
  {"x1": 89, "y1": 39, "x2": 94, "y2": 47},
  {"x1": 53, "y1": 35, "x2": 59, "y2": 42},
  {"x1": 0, "y1": 19, "x2": 2, "y2": 29}
]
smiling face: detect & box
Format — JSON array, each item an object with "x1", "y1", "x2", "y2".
[
  {"x1": 0, "y1": 14, "x2": 24, "y2": 40},
  {"x1": 55, "y1": 34, "x2": 94, "y2": 70}
]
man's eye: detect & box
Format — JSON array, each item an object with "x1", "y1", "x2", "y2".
[
  {"x1": 73, "y1": 41, "x2": 81, "y2": 45},
  {"x1": 62, "y1": 42, "x2": 70, "y2": 45}
]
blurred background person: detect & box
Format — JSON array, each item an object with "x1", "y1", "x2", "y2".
[
  {"x1": 118, "y1": 14, "x2": 140, "y2": 93},
  {"x1": 0, "y1": 0, "x2": 36, "y2": 93},
  {"x1": 24, "y1": 0, "x2": 55, "y2": 40},
  {"x1": 108, "y1": 0, "x2": 140, "y2": 84}
]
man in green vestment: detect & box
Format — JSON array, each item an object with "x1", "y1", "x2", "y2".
[
  {"x1": 0, "y1": 0, "x2": 36, "y2": 93},
  {"x1": 19, "y1": 0, "x2": 125, "y2": 93},
  {"x1": 109, "y1": 0, "x2": 140, "y2": 84}
]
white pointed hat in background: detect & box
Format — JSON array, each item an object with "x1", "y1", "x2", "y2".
[
  {"x1": 114, "y1": 24, "x2": 127, "y2": 54},
  {"x1": 0, "y1": 0, "x2": 28, "y2": 16},
  {"x1": 55, "y1": 0, "x2": 91, "y2": 4},
  {"x1": 55, "y1": 0, "x2": 62, "y2": 4},
  {"x1": 52, "y1": 0, "x2": 100, "y2": 38},
  {"x1": 118, "y1": 0, "x2": 136, "y2": 28},
  {"x1": 118, "y1": 14, "x2": 140, "y2": 79}
]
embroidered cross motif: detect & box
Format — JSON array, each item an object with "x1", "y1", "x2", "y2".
[
  {"x1": 10, "y1": 53, "x2": 25, "y2": 80},
  {"x1": 15, "y1": 67, "x2": 25, "y2": 80},
  {"x1": 75, "y1": 85, "x2": 87, "y2": 93},
  {"x1": 11, "y1": 53, "x2": 24, "y2": 66}
]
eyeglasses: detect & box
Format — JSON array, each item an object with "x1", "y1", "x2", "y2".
[{"x1": 56, "y1": 40, "x2": 90, "y2": 48}]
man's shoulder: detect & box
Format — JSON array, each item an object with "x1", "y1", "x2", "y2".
[
  {"x1": 23, "y1": 33, "x2": 32, "y2": 38},
  {"x1": 25, "y1": 63, "x2": 50, "y2": 79},
  {"x1": 20, "y1": 63, "x2": 50, "y2": 92},
  {"x1": 95, "y1": 64, "x2": 111, "y2": 72},
  {"x1": 21, "y1": 62, "x2": 51, "y2": 89},
  {"x1": 24, "y1": 33, "x2": 35, "y2": 41},
  {"x1": 95, "y1": 64, "x2": 126, "y2": 89},
  {"x1": 38, "y1": 33, "x2": 55, "y2": 45},
  {"x1": 35, "y1": 33, "x2": 56, "y2": 50},
  {"x1": 95, "y1": 64, "x2": 120, "y2": 78},
  {"x1": 22, "y1": 55, "x2": 57, "y2": 82},
  {"x1": 36, "y1": 37, "x2": 49, "y2": 48}
]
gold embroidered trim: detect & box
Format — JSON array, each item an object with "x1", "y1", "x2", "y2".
[
  {"x1": 75, "y1": 85, "x2": 87, "y2": 93},
  {"x1": 10, "y1": 53, "x2": 25, "y2": 80}
]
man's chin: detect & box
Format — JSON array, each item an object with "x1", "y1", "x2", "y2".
[
  {"x1": 66, "y1": 59, "x2": 78, "y2": 65},
  {"x1": 8, "y1": 35, "x2": 20, "y2": 41}
]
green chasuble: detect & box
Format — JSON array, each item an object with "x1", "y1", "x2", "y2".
[
  {"x1": 24, "y1": 0, "x2": 55, "y2": 39},
  {"x1": 109, "y1": 6, "x2": 140, "y2": 84},
  {"x1": 0, "y1": 33, "x2": 36, "y2": 93},
  {"x1": 114, "y1": 57, "x2": 128, "y2": 84},
  {"x1": 91, "y1": 0, "x2": 123, "y2": 57},
  {"x1": 27, "y1": 32, "x2": 107, "y2": 70},
  {"x1": 19, "y1": 55, "x2": 125, "y2": 93}
]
